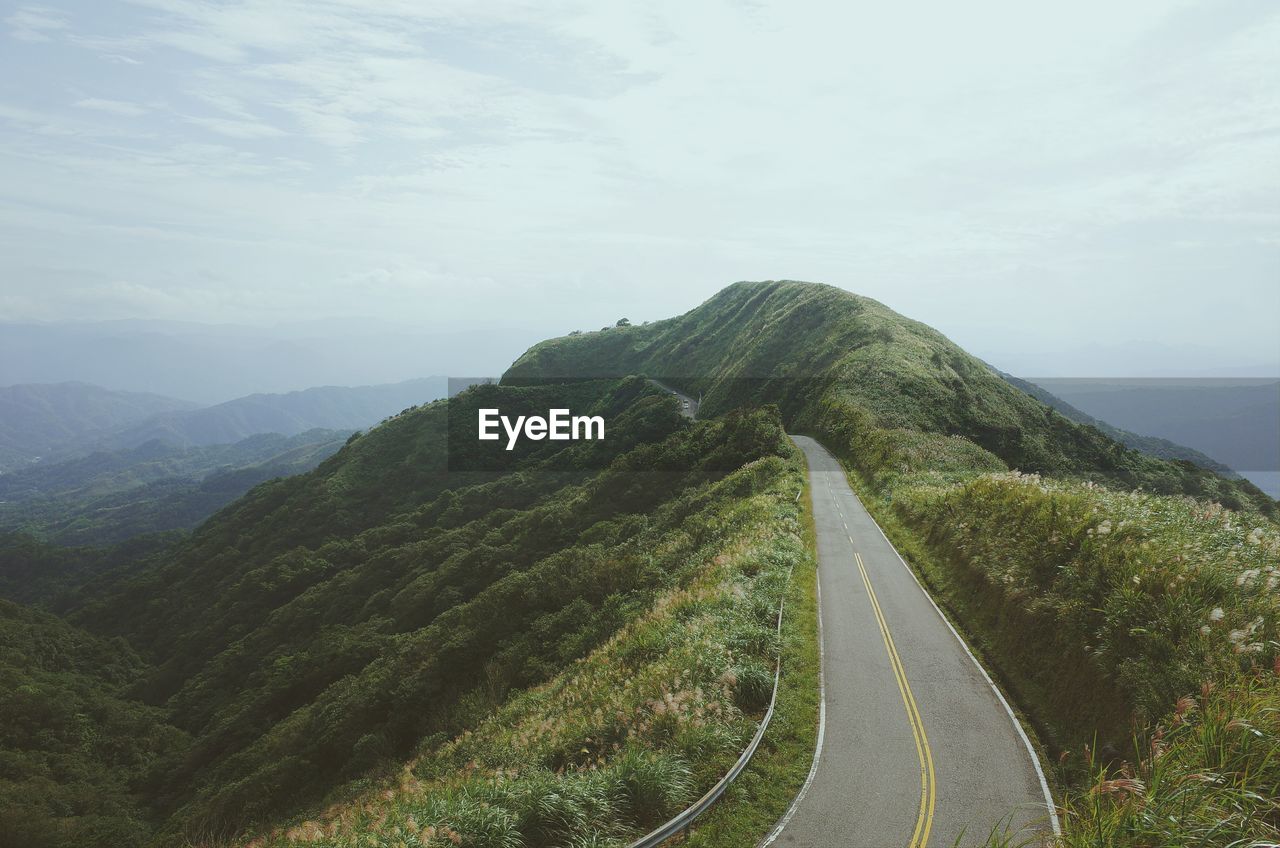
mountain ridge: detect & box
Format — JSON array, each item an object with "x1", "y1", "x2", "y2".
[
  {"x1": 505, "y1": 280, "x2": 1274, "y2": 513},
  {"x1": 0, "y1": 382, "x2": 197, "y2": 471},
  {"x1": 88, "y1": 377, "x2": 447, "y2": 453}
]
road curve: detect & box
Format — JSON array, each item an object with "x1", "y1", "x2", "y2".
[
  {"x1": 647, "y1": 379, "x2": 699, "y2": 419},
  {"x1": 766, "y1": 436, "x2": 1057, "y2": 847}
]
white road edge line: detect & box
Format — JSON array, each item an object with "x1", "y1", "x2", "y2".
[
  {"x1": 758, "y1": 480, "x2": 828, "y2": 848},
  {"x1": 853, "y1": 481, "x2": 1063, "y2": 835}
]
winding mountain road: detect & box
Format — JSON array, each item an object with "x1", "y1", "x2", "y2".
[
  {"x1": 647, "y1": 379, "x2": 699, "y2": 419},
  {"x1": 764, "y1": 436, "x2": 1058, "y2": 847},
  {"x1": 642, "y1": 382, "x2": 1054, "y2": 845}
]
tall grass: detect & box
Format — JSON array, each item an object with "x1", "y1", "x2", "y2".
[
  {"x1": 1056, "y1": 674, "x2": 1279, "y2": 848},
  {"x1": 897, "y1": 472, "x2": 1279, "y2": 722},
  {"x1": 890, "y1": 471, "x2": 1280, "y2": 848}
]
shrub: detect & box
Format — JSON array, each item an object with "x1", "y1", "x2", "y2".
[
  {"x1": 612, "y1": 750, "x2": 694, "y2": 826},
  {"x1": 732, "y1": 659, "x2": 775, "y2": 713}
]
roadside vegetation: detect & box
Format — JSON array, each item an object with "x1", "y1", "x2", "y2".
[
  {"x1": 898, "y1": 473, "x2": 1279, "y2": 724},
  {"x1": 818, "y1": 419, "x2": 1280, "y2": 848},
  {"x1": 891, "y1": 473, "x2": 1279, "y2": 847},
  {"x1": 510, "y1": 281, "x2": 1280, "y2": 847},
  {"x1": 680, "y1": 483, "x2": 822, "y2": 848}
]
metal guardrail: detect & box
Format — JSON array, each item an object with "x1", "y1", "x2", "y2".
[{"x1": 626, "y1": 493, "x2": 801, "y2": 848}]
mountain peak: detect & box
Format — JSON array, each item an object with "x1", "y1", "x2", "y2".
[{"x1": 506, "y1": 279, "x2": 1274, "y2": 514}]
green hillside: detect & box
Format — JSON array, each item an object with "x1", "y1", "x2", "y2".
[
  {"x1": 505, "y1": 280, "x2": 1273, "y2": 514},
  {"x1": 0, "y1": 430, "x2": 350, "y2": 547},
  {"x1": 0, "y1": 376, "x2": 809, "y2": 845},
  {"x1": 0, "y1": 599, "x2": 189, "y2": 847}
]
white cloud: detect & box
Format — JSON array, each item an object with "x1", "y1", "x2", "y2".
[
  {"x1": 6, "y1": 6, "x2": 68, "y2": 42},
  {"x1": 74, "y1": 97, "x2": 148, "y2": 117},
  {"x1": 184, "y1": 115, "x2": 286, "y2": 139}
]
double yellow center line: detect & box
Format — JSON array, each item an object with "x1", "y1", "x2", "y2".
[{"x1": 854, "y1": 550, "x2": 937, "y2": 848}]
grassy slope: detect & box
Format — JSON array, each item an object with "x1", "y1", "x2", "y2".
[
  {"x1": 811, "y1": 409, "x2": 1280, "y2": 847},
  {"x1": 681, "y1": 476, "x2": 821, "y2": 848},
  {"x1": 838, "y1": 457, "x2": 1280, "y2": 847},
  {"x1": 505, "y1": 280, "x2": 1274, "y2": 514}
]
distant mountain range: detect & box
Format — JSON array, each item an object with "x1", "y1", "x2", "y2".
[
  {"x1": 0, "y1": 377, "x2": 447, "y2": 471},
  {"x1": 0, "y1": 430, "x2": 351, "y2": 545},
  {"x1": 87, "y1": 378, "x2": 448, "y2": 453},
  {"x1": 0, "y1": 319, "x2": 534, "y2": 403},
  {"x1": 0, "y1": 382, "x2": 197, "y2": 469},
  {"x1": 0, "y1": 378, "x2": 448, "y2": 543}
]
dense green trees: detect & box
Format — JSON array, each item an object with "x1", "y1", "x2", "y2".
[
  {"x1": 0, "y1": 601, "x2": 189, "y2": 847},
  {"x1": 0, "y1": 377, "x2": 797, "y2": 844}
]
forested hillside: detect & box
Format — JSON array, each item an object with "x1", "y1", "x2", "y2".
[
  {"x1": 1, "y1": 375, "x2": 806, "y2": 846},
  {"x1": 0, "y1": 599, "x2": 189, "y2": 847}
]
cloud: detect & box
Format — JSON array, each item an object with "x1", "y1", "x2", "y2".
[
  {"x1": 74, "y1": 97, "x2": 149, "y2": 117},
  {"x1": 6, "y1": 5, "x2": 68, "y2": 42},
  {"x1": 184, "y1": 115, "x2": 287, "y2": 139}
]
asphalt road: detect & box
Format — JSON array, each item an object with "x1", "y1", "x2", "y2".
[
  {"x1": 648, "y1": 379, "x2": 699, "y2": 419},
  {"x1": 766, "y1": 436, "x2": 1057, "y2": 848}
]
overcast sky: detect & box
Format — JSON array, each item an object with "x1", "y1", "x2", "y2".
[{"x1": 2, "y1": 0, "x2": 1277, "y2": 376}]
